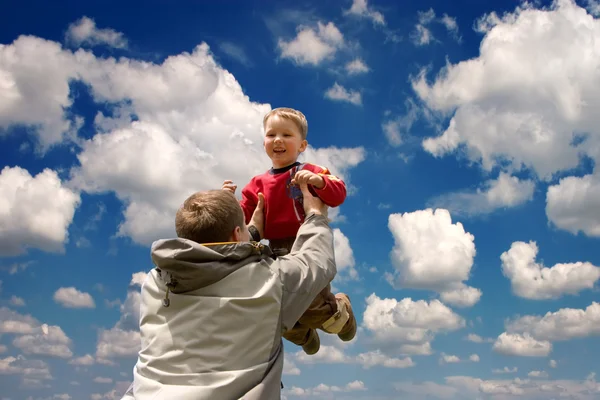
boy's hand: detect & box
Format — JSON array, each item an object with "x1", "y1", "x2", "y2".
[
  {"x1": 292, "y1": 170, "x2": 325, "y2": 189},
  {"x1": 222, "y1": 180, "x2": 237, "y2": 194}
]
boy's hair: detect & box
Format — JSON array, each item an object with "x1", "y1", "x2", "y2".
[
  {"x1": 263, "y1": 107, "x2": 308, "y2": 140},
  {"x1": 175, "y1": 190, "x2": 245, "y2": 244}
]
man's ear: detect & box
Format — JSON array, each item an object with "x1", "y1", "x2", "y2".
[{"x1": 231, "y1": 226, "x2": 242, "y2": 242}]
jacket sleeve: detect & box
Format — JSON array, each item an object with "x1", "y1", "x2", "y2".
[
  {"x1": 119, "y1": 383, "x2": 134, "y2": 400},
  {"x1": 304, "y1": 163, "x2": 347, "y2": 207},
  {"x1": 240, "y1": 178, "x2": 259, "y2": 225},
  {"x1": 275, "y1": 213, "x2": 337, "y2": 331}
]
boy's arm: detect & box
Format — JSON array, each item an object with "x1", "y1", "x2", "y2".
[
  {"x1": 274, "y1": 213, "x2": 337, "y2": 331},
  {"x1": 305, "y1": 163, "x2": 347, "y2": 207}
]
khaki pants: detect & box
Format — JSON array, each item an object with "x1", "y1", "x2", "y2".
[{"x1": 270, "y1": 238, "x2": 351, "y2": 346}]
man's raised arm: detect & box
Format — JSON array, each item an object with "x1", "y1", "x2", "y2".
[{"x1": 275, "y1": 184, "x2": 337, "y2": 331}]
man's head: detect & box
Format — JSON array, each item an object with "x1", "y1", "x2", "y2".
[
  {"x1": 263, "y1": 107, "x2": 308, "y2": 169},
  {"x1": 175, "y1": 190, "x2": 249, "y2": 244}
]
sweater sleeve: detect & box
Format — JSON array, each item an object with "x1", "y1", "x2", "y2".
[
  {"x1": 304, "y1": 163, "x2": 347, "y2": 207},
  {"x1": 240, "y1": 178, "x2": 259, "y2": 225},
  {"x1": 276, "y1": 213, "x2": 337, "y2": 331}
]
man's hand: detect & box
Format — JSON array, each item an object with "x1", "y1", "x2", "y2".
[
  {"x1": 292, "y1": 170, "x2": 325, "y2": 189},
  {"x1": 300, "y1": 183, "x2": 328, "y2": 217},
  {"x1": 248, "y1": 192, "x2": 265, "y2": 240},
  {"x1": 222, "y1": 180, "x2": 237, "y2": 194}
]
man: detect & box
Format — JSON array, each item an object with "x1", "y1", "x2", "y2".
[{"x1": 121, "y1": 182, "x2": 345, "y2": 399}]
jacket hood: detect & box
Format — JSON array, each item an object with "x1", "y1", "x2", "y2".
[{"x1": 150, "y1": 238, "x2": 274, "y2": 293}]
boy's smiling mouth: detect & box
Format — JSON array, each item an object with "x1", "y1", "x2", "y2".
[{"x1": 273, "y1": 148, "x2": 286, "y2": 153}]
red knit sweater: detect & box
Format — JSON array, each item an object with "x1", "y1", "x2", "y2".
[{"x1": 240, "y1": 162, "x2": 346, "y2": 240}]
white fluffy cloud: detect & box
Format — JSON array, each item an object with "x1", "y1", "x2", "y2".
[
  {"x1": 546, "y1": 172, "x2": 600, "y2": 237},
  {"x1": 0, "y1": 166, "x2": 80, "y2": 256},
  {"x1": 354, "y1": 350, "x2": 415, "y2": 369},
  {"x1": 278, "y1": 21, "x2": 344, "y2": 66},
  {"x1": 0, "y1": 308, "x2": 73, "y2": 358},
  {"x1": 283, "y1": 354, "x2": 300, "y2": 376},
  {"x1": 345, "y1": 58, "x2": 369, "y2": 75},
  {"x1": 439, "y1": 286, "x2": 482, "y2": 308},
  {"x1": 492, "y1": 332, "x2": 552, "y2": 357},
  {"x1": 465, "y1": 333, "x2": 493, "y2": 344},
  {"x1": 95, "y1": 272, "x2": 145, "y2": 361},
  {"x1": 492, "y1": 302, "x2": 600, "y2": 360},
  {"x1": 439, "y1": 353, "x2": 460, "y2": 364},
  {"x1": 93, "y1": 377, "x2": 113, "y2": 384},
  {"x1": 294, "y1": 345, "x2": 415, "y2": 370},
  {"x1": 501, "y1": 241, "x2": 600, "y2": 299},
  {"x1": 69, "y1": 354, "x2": 95, "y2": 366},
  {"x1": 506, "y1": 302, "x2": 600, "y2": 342},
  {"x1": 394, "y1": 374, "x2": 600, "y2": 400},
  {"x1": 529, "y1": 370, "x2": 549, "y2": 378},
  {"x1": 0, "y1": 355, "x2": 52, "y2": 386},
  {"x1": 429, "y1": 172, "x2": 535, "y2": 217},
  {"x1": 0, "y1": 307, "x2": 37, "y2": 334},
  {"x1": 53, "y1": 287, "x2": 96, "y2": 308},
  {"x1": 332, "y1": 228, "x2": 357, "y2": 280},
  {"x1": 13, "y1": 324, "x2": 73, "y2": 358},
  {"x1": 285, "y1": 380, "x2": 367, "y2": 397},
  {"x1": 493, "y1": 366, "x2": 518, "y2": 374},
  {"x1": 362, "y1": 293, "x2": 464, "y2": 355},
  {"x1": 386, "y1": 208, "x2": 481, "y2": 307},
  {"x1": 324, "y1": 83, "x2": 362, "y2": 106},
  {"x1": 0, "y1": 36, "x2": 82, "y2": 149},
  {"x1": 65, "y1": 16, "x2": 127, "y2": 49},
  {"x1": 414, "y1": 0, "x2": 600, "y2": 185}
]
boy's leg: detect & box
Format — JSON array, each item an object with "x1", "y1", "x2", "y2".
[
  {"x1": 281, "y1": 284, "x2": 337, "y2": 356},
  {"x1": 283, "y1": 325, "x2": 320, "y2": 355},
  {"x1": 292, "y1": 286, "x2": 357, "y2": 342},
  {"x1": 327, "y1": 293, "x2": 357, "y2": 341},
  {"x1": 295, "y1": 283, "x2": 339, "y2": 327}
]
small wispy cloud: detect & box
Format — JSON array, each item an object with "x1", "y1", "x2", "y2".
[
  {"x1": 219, "y1": 42, "x2": 253, "y2": 67},
  {"x1": 411, "y1": 9, "x2": 461, "y2": 46},
  {"x1": 325, "y1": 83, "x2": 362, "y2": 106},
  {"x1": 344, "y1": 0, "x2": 386, "y2": 26},
  {"x1": 65, "y1": 16, "x2": 127, "y2": 49},
  {"x1": 427, "y1": 173, "x2": 535, "y2": 218},
  {"x1": 345, "y1": 58, "x2": 370, "y2": 75}
]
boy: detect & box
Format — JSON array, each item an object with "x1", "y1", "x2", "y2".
[{"x1": 222, "y1": 107, "x2": 357, "y2": 355}]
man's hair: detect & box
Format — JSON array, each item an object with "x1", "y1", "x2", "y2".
[
  {"x1": 175, "y1": 190, "x2": 245, "y2": 244},
  {"x1": 263, "y1": 107, "x2": 308, "y2": 140}
]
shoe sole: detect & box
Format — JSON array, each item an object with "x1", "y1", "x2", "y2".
[{"x1": 337, "y1": 294, "x2": 356, "y2": 342}]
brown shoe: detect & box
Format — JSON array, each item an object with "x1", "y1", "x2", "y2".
[
  {"x1": 301, "y1": 329, "x2": 320, "y2": 355},
  {"x1": 336, "y1": 293, "x2": 356, "y2": 342}
]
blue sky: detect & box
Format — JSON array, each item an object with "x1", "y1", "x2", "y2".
[{"x1": 1, "y1": 0, "x2": 600, "y2": 398}]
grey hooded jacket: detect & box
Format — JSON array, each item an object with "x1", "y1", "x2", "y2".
[{"x1": 121, "y1": 213, "x2": 336, "y2": 400}]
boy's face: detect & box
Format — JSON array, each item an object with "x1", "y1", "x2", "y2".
[{"x1": 263, "y1": 115, "x2": 307, "y2": 169}]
